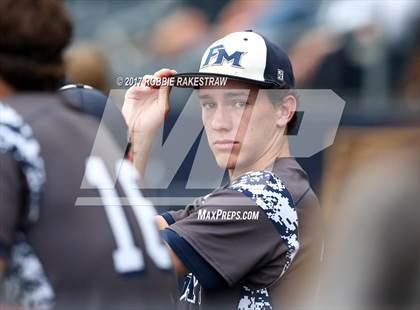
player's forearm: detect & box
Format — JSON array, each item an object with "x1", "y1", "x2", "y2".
[{"x1": 131, "y1": 130, "x2": 158, "y2": 181}]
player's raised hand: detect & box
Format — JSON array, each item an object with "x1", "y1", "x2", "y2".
[{"x1": 122, "y1": 68, "x2": 177, "y2": 136}]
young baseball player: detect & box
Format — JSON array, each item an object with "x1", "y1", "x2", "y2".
[{"x1": 123, "y1": 30, "x2": 323, "y2": 309}]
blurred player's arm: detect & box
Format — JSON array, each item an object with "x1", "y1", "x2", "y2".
[{"x1": 122, "y1": 68, "x2": 176, "y2": 178}]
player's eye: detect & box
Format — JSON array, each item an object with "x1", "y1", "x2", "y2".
[
  {"x1": 201, "y1": 101, "x2": 217, "y2": 109},
  {"x1": 233, "y1": 101, "x2": 248, "y2": 109}
]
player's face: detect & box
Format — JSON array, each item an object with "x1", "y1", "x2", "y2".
[{"x1": 198, "y1": 80, "x2": 286, "y2": 173}]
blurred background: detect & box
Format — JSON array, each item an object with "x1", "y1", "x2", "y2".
[
  {"x1": 63, "y1": 0, "x2": 419, "y2": 188},
  {"x1": 63, "y1": 0, "x2": 419, "y2": 308}
]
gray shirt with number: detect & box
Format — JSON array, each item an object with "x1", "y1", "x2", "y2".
[{"x1": 0, "y1": 94, "x2": 177, "y2": 309}]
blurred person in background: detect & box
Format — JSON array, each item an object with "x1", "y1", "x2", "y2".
[
  {"x1": 318, "y1": 132, "x2": 420, "y2": 309},
  {"x1": 149, "y1": 0, "x2": 230, "y2": 57},
  {"x1": 148, "y1": 0, "x2": 315, "y2": 57},
  {"x1": 289, "y1": 0, "x2": 420, "y2": 99},
  {"x1": 0, "y1": 0, "x2": 177, "y2": 308},
  {"x1": 64, "y1": 42, "x2": 112, "y2": 94}
]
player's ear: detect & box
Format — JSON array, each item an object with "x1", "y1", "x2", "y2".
[{"x1": 275, "y1": 95, "x2": 296, "y2": 128}]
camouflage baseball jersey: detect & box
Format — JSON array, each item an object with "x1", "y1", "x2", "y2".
[
  {"x1": 0, "y1": 94, "x2": 178, "y2": 309},
  {"x1": 161, "y1": 157, "x2": 323, "y2": 310}
]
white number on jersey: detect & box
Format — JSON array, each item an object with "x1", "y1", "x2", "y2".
[{"x1": 85, "y1": 156, "x2": 172, "y2": 274}]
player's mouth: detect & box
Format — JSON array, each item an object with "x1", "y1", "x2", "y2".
[{"x1": 213, "y1": 140, "x2": 240, "y2": 151}]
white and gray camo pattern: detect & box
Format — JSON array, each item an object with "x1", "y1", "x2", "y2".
[
  {"x1": 229, "y1": 170, "x2": 299, "y2": 277},
  {"x1": 2, "y1": 235, "x2": 55, "y2": 309},
  {"x1": 0, "y1": 102, "x2": 45, "y2": 222},
  {"x1": 0, "y1": 102, "x2": 53, "y2": 308},
  {"x1": 237, "y1": 286, "x2": 272, "y2": 310},
  {"x1": 230, "y1": 171, "x2": 299, "y2": 310}
]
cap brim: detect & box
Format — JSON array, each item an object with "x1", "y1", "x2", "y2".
[{"x1": 172, "y1": 72, "x2": 282, "y2": 89}]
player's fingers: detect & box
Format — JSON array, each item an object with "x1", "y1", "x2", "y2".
[
  {"x1": 153, "y1": 68, "x2": 177, "y2": 78},
  {"x1": 140, "y1": 74, "x2": 154, "y2": 87},
  {"x1": 155, "y1": 69, "x2": 177, "y2": 93},
  {"x1": 125, "y1": 74, "x2": 154, "y2": 99},
  {"x1": 149, "y1": 69, "x2": 177, "y2": 92}
]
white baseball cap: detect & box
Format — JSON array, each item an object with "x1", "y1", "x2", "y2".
[{"x1": 175, "y1": 30, "x2": 295, "y2": 88}]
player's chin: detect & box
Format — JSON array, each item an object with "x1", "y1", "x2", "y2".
[{"x1": 214, "y1": 153, "x2": 239, "y2": 170}]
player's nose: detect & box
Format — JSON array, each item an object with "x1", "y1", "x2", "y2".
[{"x1": 210, "y1": 105, "x2": 233, "y2": 132}]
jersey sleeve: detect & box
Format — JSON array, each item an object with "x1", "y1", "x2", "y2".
[
  {"x1": 161, "y1": 197, "x2": 205, "y2": 224},
  {"x1": 0, "y1": 152, "x2": 24, "y2": 258}
]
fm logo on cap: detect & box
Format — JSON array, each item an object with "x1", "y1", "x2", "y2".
[{"x1": 201, "y1": 44, "x2": 246, "y2": 69}]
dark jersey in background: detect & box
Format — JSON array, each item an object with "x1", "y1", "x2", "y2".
[{"x1": 0, "y1": 94, "x2": 177, "y2": 309}]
